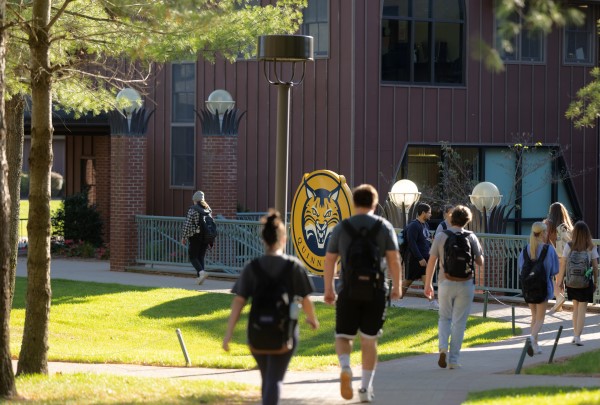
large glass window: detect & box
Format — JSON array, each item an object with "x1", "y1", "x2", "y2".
[
  {"x1": 171, "y1": 63, "x2": 196, "y2": 188},
  {"x1": 302, "y1": 0, "x2": 329, "y2": 57},
  {"x1": 381, "y1": 0, "x2": 464, "y2": 85},
  {"x1": 564, "y1": 6, "x2": 594, "y2": 65},
  {"x1": 495, "y1": 11, "x2": 545, "y2": 62}
]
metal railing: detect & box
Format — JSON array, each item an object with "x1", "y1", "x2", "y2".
[{"x1": 135, "y1": 214, "x2": 600, "y2": 298}]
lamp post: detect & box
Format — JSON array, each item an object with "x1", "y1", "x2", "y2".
[
  {"x1": 258, "y1": 35, "x2": 313, "y2": 223},
  {"x1": 388, "y1": 179, "x2": 421, "y2": 228},
  {"x1": 469, "y1": 181, "x2": 502, "y2": 233},
  {"x1": 116, "y1": 87, "x2": 143, "y2": 132}
]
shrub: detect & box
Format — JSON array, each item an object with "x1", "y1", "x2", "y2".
[
  {"x1": 51, "y1": 171, "x2": 64, "y2": 198},
  {"x1": 51, "y1": 188, "x2": 103, "y2": 247}
]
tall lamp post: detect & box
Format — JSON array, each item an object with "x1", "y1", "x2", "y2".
[
  {"x1": 258, "y1": 35, "x2": 313, "y2": 223},
  {"x1": 469, "y1": 181, "x2": 502, "y2": 233},
  {"x1": 388, "y1": 179, "x2": 421, "y2": 228}
]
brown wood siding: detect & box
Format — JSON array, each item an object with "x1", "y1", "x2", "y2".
[{"x1": 142, "y1": 0, "x2": 599, "y2": 233}]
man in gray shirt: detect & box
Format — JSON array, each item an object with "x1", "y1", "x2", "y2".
[
  {"x1": 424, "y1": 205, "x2": 484, "y2": 370},
  {"x1": 324, "y1": 184, "x2": 401, "y2": 403}
]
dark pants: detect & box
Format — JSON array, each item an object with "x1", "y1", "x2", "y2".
[
  {"x1": 251, "y1": 336, "x2": 297, "y2": 405},
  {"x1": 188, "y1": 234, "x2": 208, "y2": 275}
]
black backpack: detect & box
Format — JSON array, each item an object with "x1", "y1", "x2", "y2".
[
  {"x1": 398, "y1": 226, "x2": 409, "y2": 264},
  {"x1": 443, "y1": 230, "x2": 474, "y2": 279},
  {"x1": 520, "y1": 244, "x2": 549, "y2": 304},
  {"x1": 342, "y1": 219, "x2": 384, "y2": 301},
  {"x1": 192, "y1": 205, "x2": 218, "y2": 244},
  {"x1": 247, "y1": 259, "x2": 295, "y2": 354}
]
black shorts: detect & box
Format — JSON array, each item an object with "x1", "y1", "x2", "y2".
[
  {"x1": 335, "y1": 288, "x2": 387, "y2": 339},
  {"x1": 567, "y1": 281, "x2": 595, "y2": 303},
  {"x1": 406, "y1": 257, "x2": 427, "y2": 281}
]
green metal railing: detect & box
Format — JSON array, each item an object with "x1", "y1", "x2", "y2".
[{"x1": 135, "y1": 214, "x2": 600, "y2": 297}]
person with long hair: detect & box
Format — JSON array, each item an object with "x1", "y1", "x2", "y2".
[
  {"x1": 222, "y1": 209, "x2": 319, "y2": 405},
  {"x1": 556, "y1": 221, "x2": 598, "y2": 346},
  {"x1": 518, "y1": 222, "x2": 559, "y2": 355},
  {"x1": 545, "y1": 202, "x2": 573, "y2": 312},
  {"x1": 181, "y1": 191, "x2": 213, "y2": 285}
]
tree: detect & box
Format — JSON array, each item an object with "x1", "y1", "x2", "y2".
[
  {"x1": 3, "y1": 0, "x2": 306, "y2": 376},
  {"x1": 0, "y1": 0, "x2": 16, "y2": 396}
]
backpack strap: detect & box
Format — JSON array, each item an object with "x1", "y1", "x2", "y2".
[
  {"x1": 539, "y1": 244, "x2": 549, "y2": 262},
  {"x1": 342, "y1": 218, "x2": 382, "y2": 239},
  {"x1": 250, "y1": 258, "x2": 294, "y2": 287}
]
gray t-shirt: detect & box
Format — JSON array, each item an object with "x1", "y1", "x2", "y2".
[
  {"x1": 326, "y1": 214, "x2": 398, "y2": 282},
  {"x1": 429, "y1": 226, "x2": 483, "y2": 281}
]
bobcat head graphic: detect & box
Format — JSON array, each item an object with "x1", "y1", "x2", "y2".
[{"x1": 302, "y1": 182, "x2": 341, "y2": 255}]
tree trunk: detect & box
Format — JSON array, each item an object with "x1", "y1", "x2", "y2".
[
  {"x1": 6, "y1": 96, "x2": 24, "y2": 299},
  {"x1": 0, "y1": 0, "x2": 17, "y2": 396},
  {"x1": 17, "y1": 0, "x2": 52, "y2": 376}
]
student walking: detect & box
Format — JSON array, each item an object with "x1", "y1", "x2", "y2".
[
  {"x1": 545, "y1": 202, "x2": 573, "y2": 313},
  {"x1": 222, "y1": 210, "x2": 319, "y2": 405},
  {"x1": 424, "y1": 205, "x2": 484, "y2": 369},
  {"x1": 518, "y1": 221, "x2": 559, "y2": 355},
  {"x1": 181, "y1": 191, "x2": 213, "y2": 285},
  {"x1": 556, "y1": 221, "x2": 598, "y2": 346},
  {"x1": 402, "y1": 202, "x2": 438, "y2": 309},
  {"x1": 324, "y1": 184, "x2": 402, "y2": 403},
  {"x1": 434, "y1": 204, "x2": 454, "y2": 235}
]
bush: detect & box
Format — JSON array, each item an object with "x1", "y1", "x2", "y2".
[
  {"x1": 51, "y1": 171, "x2": 64, "y2": 198},
  {"x1": 51, "y1": 188, "x2": 103, "y2": 247}
]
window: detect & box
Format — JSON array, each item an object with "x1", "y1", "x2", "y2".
[
  {"x1": 302, "y1": 0, "x2": 329, "y2": 57},
  {"x1": 564, "y1": 6, "x2": 594, "y2": 65},
  {"x1": 381, "y1": 0, "x2": 465, "y2": 85},
  {"x1": 495, "y1": 11, "x2": 545, "y2": 62},
  {"x1": 171, "y1": 63, "x2": 196, "y2": 188}
]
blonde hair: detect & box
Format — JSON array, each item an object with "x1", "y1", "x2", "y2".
[{"x1": 528, "y1": 221, "x2": 547, "y2": 259}]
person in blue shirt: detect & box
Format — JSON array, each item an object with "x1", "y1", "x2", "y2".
[{"x1": 518, "y1": 221, "x2": 559, "y2": 355}]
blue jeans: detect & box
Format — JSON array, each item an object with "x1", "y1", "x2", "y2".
[{"x1": 438, "y1": 279, "x2": 474, "y2": 365}]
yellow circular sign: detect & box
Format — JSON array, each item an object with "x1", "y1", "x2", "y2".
[{"x1": 291, "y1": 170, "x2": 353, "y2": 275}]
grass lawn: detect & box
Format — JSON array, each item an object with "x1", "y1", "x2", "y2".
[
  {"x1": 18, "y1": 199, "x2": 63, "y2": 238},
  {"x1": 464, "y1": 387, "x2": 600, "y2": 405},
  {"x1": 10, "y1": 373, "x2": 258, "y2": 404},
  {"x1": 464, "y1": 349, "x2": 600, "y2": 403},
  {"x1": 9, "y1": 278, "x2": 518, "y2": 371}
]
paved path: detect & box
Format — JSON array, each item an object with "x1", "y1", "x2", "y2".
[{"x1": 13, "y1": 258, "x2": 600, "y2": 404}]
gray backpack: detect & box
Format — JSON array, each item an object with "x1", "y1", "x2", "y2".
[{"x1": 565, "y1": 246, "x2": 590, "y2": 289}]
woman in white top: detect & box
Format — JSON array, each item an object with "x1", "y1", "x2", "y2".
[{"x1": 556, "y1": 221, "x2": 598, "y2": 346}]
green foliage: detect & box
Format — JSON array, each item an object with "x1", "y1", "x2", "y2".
[
  {"x1": 465, "y1": 386, "x2": 600, "y2": 405},
  {"x1": 51, "y1": 190, "x2": 103, "y2": 247},
  {"x1": 9, "y1": 278, "x2": 516, "y2": 370},
  {"x1": 566, "y1": 67, "x2": 600, "y2": 128},
  {"x1": 14, "y1": 373, "x2": 258, "y2": 404},
  {"x1": 524, "y1": 348, "x2": 600, "y2": 375}
]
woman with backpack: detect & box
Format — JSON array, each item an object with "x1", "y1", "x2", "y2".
[
  {"x1": 544, "y1": 202, "x2": 573, "y2": 312},
  {"x1": 181, "y1": 191, "x2": 213, "y2": 285},
  {"x1": 556, "y1": 221, "x2": 598, "y2": 346},
  {"x1": 518, "y1": 222, "x2": 559, "y2": 355},
  {"x1": 222, "y1": 209, "x2": 319, "y2": 405}
]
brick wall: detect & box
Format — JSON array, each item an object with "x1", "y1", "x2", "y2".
[
  {"x1": 201, "y1": 135, "x2": 238, "y2": 219},
  {"x1": 95, "y1": 136, "x2": 111, "y2": 243},
  {"x1": 110, "y1": 136, "x2": 146, "y2": 271}
]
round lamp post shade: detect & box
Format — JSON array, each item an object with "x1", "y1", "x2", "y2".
[
  {"x1": 388, "y1": 179, "x2": 421, "y2": 208},
  {"x1": 470, "y1": 181, "x2": 502, "y2": 212},
  {"x1": 116, "y1": 88, "x2": 142, "y2": 115},
  {"x1": 257, "y1": 35, "x2": 314, "y2": 62},
  {"x1": 206, "y1": 89, "x2": 235, "y2": 115}
]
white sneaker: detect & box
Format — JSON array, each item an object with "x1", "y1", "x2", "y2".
[
  {"x1": 448, "y1": 363, "x2": 462, "y2": 369},
  {"x1": 197, "y1": 271, "x2": 208, "y2": 285},
  {"x1": 574, "y1": 336, "x2": 584, "y2": 346},
  {"x1": 340, "y1": 366, "x2": 353, "y2": 400},
  {"x1": 429, "y1": 299, "x2": 439, "y2": 310},
  {"x1": 358, "y1": 386, "x2": 374, "y2": 403}
]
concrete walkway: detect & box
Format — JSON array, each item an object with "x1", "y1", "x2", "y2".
[{"x1": 13, "y1": 258, "x2": 600, "y2": 404}]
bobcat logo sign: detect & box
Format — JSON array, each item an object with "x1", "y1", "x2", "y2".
[{"x1": 291, "y1": 170, "x2": 353, "y2": 275}]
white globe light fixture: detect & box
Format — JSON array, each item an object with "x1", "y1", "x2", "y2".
[
  {"x1": 388, "y1": 179, "x2": 421, "y2": 227},
  {"x1": 469, "y1": 181, "x2": 502, "y2": 212},
  {"x1": 205, "y1": 89, "x2": 235, "y2": 115},
  {"x1": 116, "y1": 88, "x2": 143, "y2": 132}
]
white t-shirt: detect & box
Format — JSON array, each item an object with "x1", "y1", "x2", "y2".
[{"x1": 562, "y1": 244, "x2": 599, "y2": 261}]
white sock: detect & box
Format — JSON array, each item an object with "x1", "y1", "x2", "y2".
[
  {"x1": 361, "y1": 369, "x2": 374, "y2": 389},
  {"x1": 338, "y1": 354, "x2": 350, "y2": 369}
]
